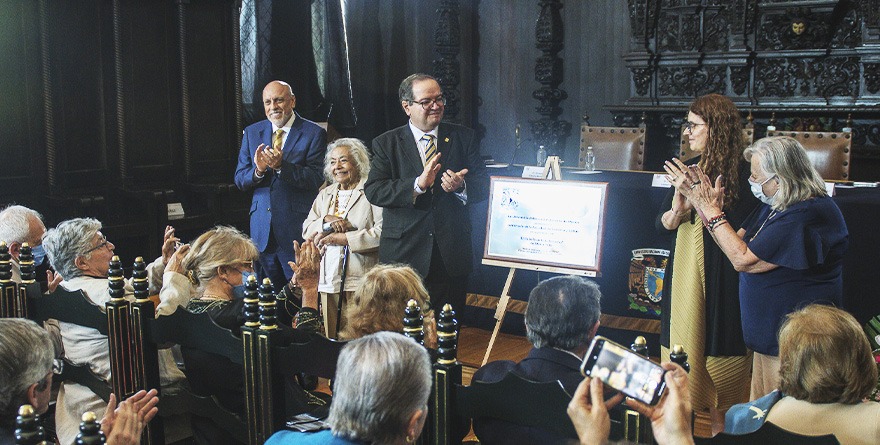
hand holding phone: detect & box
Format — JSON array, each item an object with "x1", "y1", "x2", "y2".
[{"x1": 580, "y1": 336, "x2": 666, "y2": 405}]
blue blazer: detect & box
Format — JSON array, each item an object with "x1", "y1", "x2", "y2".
[{"x1": 234, "y1": 113, "x2": 326, "y2": 251}]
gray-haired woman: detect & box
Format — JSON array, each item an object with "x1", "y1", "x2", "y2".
[
  {"x1": 303, "y1": 138, "x2": 382, "y2": 337},
  {"x1": 665, "y1": 136, "x2": 848, "y2": 399},
  {"x1": 264, "y1": 331, "x2": 431, "y2": 445}
]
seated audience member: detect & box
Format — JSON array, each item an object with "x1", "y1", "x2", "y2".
[
  {"x1": 0, "y1": 319, "x2": 158, "y2": 445},
  {"x1": 162, "y1": 226, "x2": 324, "y2": 444},
  {"x1": 567, "y1": 362, "x2": 694, "y2": 445},
  {"x1": 265, "y1": 331, "x2": 431, "y2": 445},
  {"x1": 725, "y1": 304, "x2": 880, "y2": 444},
  {"x1": 41, "y1": 218, "x2": 186, "y2": 444},
  {"x1": 0, "y1": 205, "x2": 62, "y2": 354},
  {"x1": 472, "y1": 275, "x2": 602, "y2": 444},
  {"x1": 0, "y1": 205, "x2": 60, "y2": 290},
  {"x1": 0, "y1": 318, "x2": 54, "y2": 443},
  {"x1": 302, "y1": 137, "x2": 382, "y2": 338},
  {"x1": 336, "y1": 264, "x2": 435, "y2": 347}
]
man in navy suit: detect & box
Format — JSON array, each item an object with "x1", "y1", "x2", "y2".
[
  {"x1": 472, "y1": 275, "x2": 603, "y2": 444},
  {"x1": 364, "y1": 73, "x2": 488, "y2": 311},
  {"x1": 235, "y1": 80, "x2": 326, "y2": 290}
]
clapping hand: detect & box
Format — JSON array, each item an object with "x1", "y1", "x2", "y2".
[
  {"x1": 417, "y1": 152, "x2": 443, "y2": 191},
  {"x1": 441, "y1": 168, "x2": 468, "y2": 193},
  {"x1": 100, "y1": 389, "x2": 159, "y2": 445},
  {"x1": 160, "y1": 226, "x2": 180, "y2": 265}
]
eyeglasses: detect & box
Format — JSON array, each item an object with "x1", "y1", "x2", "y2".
[
  {"x1": 236, "y1": 260, "x2": 255, "y2": 271},
  {"x1": 683, "y1": 121, "x2": 707, "y2": 132},
  {"x1": 84, "y1": 234, "x2": 112, "y2": 254},
  {"x1": 410, "y1": 96, "x2": 446, "y2": 110}
]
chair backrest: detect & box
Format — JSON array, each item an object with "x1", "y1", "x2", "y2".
[
  {"x1": 242, "y1": 277, "x2": 346, "y2": 444},
  {"x1": 579, "y1": 125, "x2": 647, "y2": 170},
  {"x1": 457, "y1": 372, "x2": 578, "y2": 439},
  {"x1": 23, "y1": 284, "x2": 114, "y2": 404},
  {"x1": 697, "y1": 422, "x2": 840, "y2": 445},
  {"x1": 765, "y1": 130, "x2": 852, "y2": 180},
  {"x1": 679, "y1": 128, "x2": 755, "y2": 162}
]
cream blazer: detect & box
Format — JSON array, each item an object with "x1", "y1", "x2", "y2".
[{"x1": 303, "y1": 179, "x2": 382, "y2": 293}]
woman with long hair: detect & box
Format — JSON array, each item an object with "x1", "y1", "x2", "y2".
[{"x1": 656, "y1": 94, "x2": 759, "y2": 421}]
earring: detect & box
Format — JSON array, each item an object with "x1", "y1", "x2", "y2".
[{"x1": 405, "y1": 435, "x2": 413, "y2": 444}]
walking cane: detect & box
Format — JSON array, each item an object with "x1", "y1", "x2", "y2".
[{"x1": 335, "y1": 245, "x2": 350, "y2": 338}]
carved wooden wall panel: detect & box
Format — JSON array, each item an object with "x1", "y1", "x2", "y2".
[{"x1": 613, "y1": 0, "x2": 880, "y2": 179}]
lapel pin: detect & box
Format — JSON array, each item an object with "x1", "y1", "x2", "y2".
[{"x1": 444, "y1": 137, "x2": 450, "y2": 143}]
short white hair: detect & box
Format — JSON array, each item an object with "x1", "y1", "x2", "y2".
[
  {"x1": 328, "y1": 332, "x2": 431, "y2": 443},
  {"x1": 42, "y1": 218, "x2": 102, "y2": 279},
  {"x1": 323, "y1": 138, "x2": 371, "y2": 184},
  {"x1": 0, "y1": 205, "x2": 43, "y2": 245}
]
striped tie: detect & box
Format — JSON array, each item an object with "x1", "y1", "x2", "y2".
[
  {"x1": 272, "y1": 129, "x2": 284, "y2": 151},
  {"x1": 422, "y1": 134, "x2": 437, "y2": 163}
]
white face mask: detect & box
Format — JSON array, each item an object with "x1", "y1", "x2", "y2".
[{"x1": 748, "y1": 174, "x2": 776, "y2": 205}]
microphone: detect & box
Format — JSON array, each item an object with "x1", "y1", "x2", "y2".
[{"x1": 510, "y1": 124, "x2": 522, "y2": 165}]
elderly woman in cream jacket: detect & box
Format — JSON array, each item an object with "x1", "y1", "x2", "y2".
[{"x1": 303, "y1": 138, "x2": 382, "y2": 338}]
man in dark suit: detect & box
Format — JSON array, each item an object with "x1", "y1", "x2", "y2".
[
  {"x1": 364, "y1": 73, "x2": 488, "y2": 312},
  {"x1": 234, "y1": 80, "x2": 326, "y2": 290},
  {"x1": 472, "y1": 275, "x2": 602, "y2": 444}
]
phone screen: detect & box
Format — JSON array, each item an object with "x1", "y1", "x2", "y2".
[{"x1": 581, "y1": 337, "x2": 666, "y2": 405}]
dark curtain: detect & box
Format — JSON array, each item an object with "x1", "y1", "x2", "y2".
[
  {"x1": 240, "y1": 0, "x2": 431, "y2": 141},
  {"x1": 342, "y1": 0, "x2": 415, "y2": 142},
  {"x1": 240, "y1": 0, "x2": 324, "y2": 126},
  {"x1": 313, "y1": 1, "x2": 357, "y2": 129}
]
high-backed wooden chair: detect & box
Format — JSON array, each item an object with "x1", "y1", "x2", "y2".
[
  {"x1": 765, "y1": 130, "x2": 852, "y2": 180},
  {"x1": 242, "y1": 277, "x2": 346, "y2": 444},
  {"x1": 1, "y1": 241, "x2": 36, "y2": 319},
  {"x1": 579, "y1": 118, "x2": 647, "y2": 171}
]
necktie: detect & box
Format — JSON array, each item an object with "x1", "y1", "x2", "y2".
[
  {"x1": 272, "y1": 129, "x2": 285, "y2": 151},
  {"x1": 422, "y1": 134, "x2": 437, "y2": 163}
]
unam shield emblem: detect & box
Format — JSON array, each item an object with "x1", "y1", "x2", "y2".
[{"x1": 628, "y1": 248, "x2": 669, "y2": 316}]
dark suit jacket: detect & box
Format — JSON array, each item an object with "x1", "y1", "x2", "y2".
[
  {"x1": 471, "y1": 347, "x2": 583, "y2": 445},
  {"x1": 364, "y1": 122, "x2": 488, "y2": 277},
  {"x1": 234, "y1": 113, "x2": 326, "y2": 251}
]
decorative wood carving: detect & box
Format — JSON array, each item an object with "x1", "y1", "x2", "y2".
[
  {"x1": 613, "y1": 1, "x2": 880, "y2": 179},
  {"x1": 433, "y1": 0, "x2": 462, "y2": 123},
  {"x1": 529, "y1": 0, "x2": 570, "y2": 154}
]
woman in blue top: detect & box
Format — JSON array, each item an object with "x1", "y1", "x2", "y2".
[
  {"x1": 265, "y1": 331, "x2": 432, "y2": 445},
  {"x1": 664, "y1": 136, "x2": 848, "y2": 400}
]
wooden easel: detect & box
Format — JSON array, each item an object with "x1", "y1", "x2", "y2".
[{"x1": 481, "y1": 156, "x2": 562, "y2": 366}]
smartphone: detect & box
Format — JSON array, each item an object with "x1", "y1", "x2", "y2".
[{"x1": 580, "y1": 336, "x2": 666, "y2": 405}]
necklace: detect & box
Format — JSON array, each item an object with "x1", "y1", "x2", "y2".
[
  {"x1": 333, "y1": 188, "x2": 355, "y2": 216},
  {"x1": 199, "y1": 293, "x2": 231, "y2": 301},
  {"x1": 749, "y1": 210, "x2": 777, "y2": 242}
]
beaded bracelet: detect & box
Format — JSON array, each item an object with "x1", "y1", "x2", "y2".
[
  {"x1": 706, "y1": 212, "x2": 726, "y2": 226},
  {"x1": 708, "y1": 219, "x2": 728, "y2": 232},
  {"x1": 706, "y1": 212, "x2": 727, "y2": 232}
]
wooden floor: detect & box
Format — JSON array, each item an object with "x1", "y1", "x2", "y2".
[{"x1": 458, "y1": 326, "x2": 531, "y2": 384}]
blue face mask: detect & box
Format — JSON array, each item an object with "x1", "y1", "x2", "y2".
[
  {"x1": 30, "y1": 244, "x2": 47, "y2": 266},
  {"x1": 232, "y1": 270, "x2": 256, "y2": 299}
]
